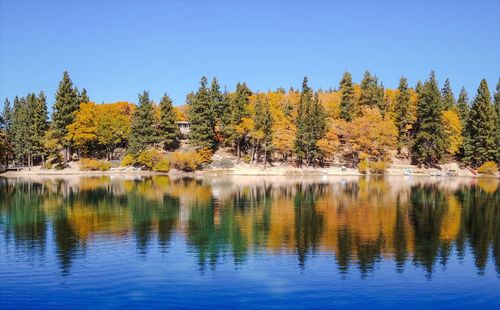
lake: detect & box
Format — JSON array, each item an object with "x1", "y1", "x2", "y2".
[{"x1": 0, "y1": 175, "x2": 499, "y2": 309}]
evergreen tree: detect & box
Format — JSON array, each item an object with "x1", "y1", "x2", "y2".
[
  {"x1": 79, "y1": 88, "x2": 90, "y2": 103},
  {"x1": 210, "y1": 78, "x2": 229, "y2": 141},
  {"x1": 359, "y1": 71, "x2": 385, "y2": 113},
  {"x1": 394, "y1": 76, "x2": 412, "y2": 152},
  {"x1": 228, "y1": 82, "x2": 252, "y2": 157},
  {"x1": 494, "y1": 79, "x2": 500, "y2": 162},
  {"x1": 189, "y1": 76, "x2": 217, "y2": 150},
  {"x1": 456, "y1": 87, "x2": 470, "y2": 129},
  {"x1": 12, "y1": 96, "x2": 31, "y2": 164},
  {"x1": 52, "y1": 71, "x2": 79, "y2": 163},
  {"x1": 441, "y1": 78, "x2": 455, "y2": 110},
  {"x1": 128, "y1": 91, "x2": 160, "y2": 155},
  {"x1": 463, "y1": 79, "x2": 497, "y2": 167},
  {"x1": 158, "y1": 93, "x2": 180, "y2": 150},
  {"x1": 339, "y1": 71, "x2": 355, "y2": 121},
  {"x1": 29, "y1": 91, "x2": 49, "y2": 163},
  {"x1": 412, "y1": 71, "x2": 447, "y2": 166},
  {"x1": 2, "y1": 98, "x2": 12, "y2": 136},
  {"x1": 294, "y1": 77, "x2": 326, "y2": 165}
]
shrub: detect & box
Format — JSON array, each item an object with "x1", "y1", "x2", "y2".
[
  {"x1": 197, "y1": 147, "x2": 213, "y2": 164},
  {"x1": 153, "y1": 158, "x2": 170, "y2": 172},
  {"x1": 358, "y1": 159, "x2": 369, "y2": 174},
  {"x1": 42, "y1": 161, "x2": 52, "y2": 170},
  {"x1": 477, "y1": 161, "x2": 498, "y2": 175},
  {"x1": 137, "y1": 149, "x2": 164, "y2": 169},
  {"x1": 121, "y1": 154, "x2": 135, "y2": 167},
  {"x1": 80, "y1": 158, "x2": 110, "y2": 171},
  {"x1": 369, "y1": 160, "x2": 388, "y2": 174},
  {"x1": 169, "y1": 151, "x2": 202, "y2": 172},
  {"x1": 99, "y1": 161, "x2": 111, "y2": 171}
]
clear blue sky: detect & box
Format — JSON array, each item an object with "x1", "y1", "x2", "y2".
[{"x1": 1, "y1": 0, "x2": 499, "y2": 109}]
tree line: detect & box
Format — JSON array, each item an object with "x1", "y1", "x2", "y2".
[{"x1": 0, "y1": 71, "x2": 499, "y2": 169}]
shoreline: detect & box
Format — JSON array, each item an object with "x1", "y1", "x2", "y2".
[{"x1": 0, "y1": 167, "x2": 497, "y2": 178}]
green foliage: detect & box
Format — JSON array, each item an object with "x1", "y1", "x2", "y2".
[
  {"x1": 394, "y1": 76, "x2": 412, "y2": 150},
  {"x1": 339, "y1": 71, "x2": 355, "y2": 121},
  {"x1": 79, "y1": 158, "x2": 111, "y2": 171},
  {"x1": 52, "y1": 71, "x2": 80, "y2": 147},
  {"x1": 477, "y1": 161, "x2": 498, "y2": 175},
  {"x1": 294, "y1": 77, "x2": 327, "y2": 165},
  {"x1": 159, "y1": 93, "x2": 180, "y2": 150},
  {"x1": 441, "y1": 78, "x2": 455, "y2": 110},
  {"x1": 494, "y1": 79, "x2": 500, "y2": 162},
  {"x1": 153, "y1": 158, "x2": 170, "y2": 172},
  {"x1": 359, "y1": 71, "x2": 385, "y2": 113},
  {"x1": 463, "y1": 79, "x2": 497, "y2": 167},
  {"x1": 188, "y1": 77, "x2": 218, "y2": 150},
  {"x1": 169, "y1": 151, "x2": 203, "y2": 171},
  {"x1": 228, "y1": 82, "x2": 252, "y2": 156},
  {"x1": 121, "y1": 154, "x2": 135, "y2": 166},
  {"x1": 456, "y1": 87, "x2": 470, "y2": 130},
  {"x1": 412, "y1": 71, "x2": 447, "y2": 166},
  {"x1": 128, "y1": 91, "x2": 160, "y2": 155}
]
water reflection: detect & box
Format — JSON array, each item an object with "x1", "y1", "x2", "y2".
[{"x1": 1, "y1": 175, "x2": 499, "y2": 278}]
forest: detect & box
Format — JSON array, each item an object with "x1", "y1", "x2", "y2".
[{"x1": 0, "y1": 71, "x2": 499, "y2": 173}]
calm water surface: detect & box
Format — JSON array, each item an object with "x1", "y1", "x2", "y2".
[{"x1": 0, "y1": 175, "x2": 499, "y2": 309}]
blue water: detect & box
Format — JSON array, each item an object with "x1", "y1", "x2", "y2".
[{"x1": 0, "y1": 175, "x2": 499, "y2": 309}]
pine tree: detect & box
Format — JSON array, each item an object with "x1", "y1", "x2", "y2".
[
  {"x1": 441, "y1": 78, "x2": 455, "y2": 110},
  {"x1": 412, "y1": 71, "x2": 447, "y2": 166},
  {"x1": 210, "y1": 78, "x2": 229, "y2": 141},
  {"x1": 394, "y1": 76, "x2": 412, "y2": 152},
  {"x1": 189, "y1": 76, "x2": 217, "y2": 150},
  {"x1": 2, "y1": 98, "x2": 12, "y2": 137},
  {"x1": 456, "y1": 87, "x2": 470, "y2": 129},
  {"x1": 79, "y1": 88, "x2": 90, "y2": 103},
  {"x1": 228, "y1": 82, "x2": 252, "y2": 157},
  {"x1": 494, "y1": 79, "x2": 500, "y2": 162},
  {"x1": 158, "y1": 93, "x2": 180, "y2": 150},
  {"x1": 294, "y1": 77, "x2": 326, "y2": 165},
  {"x1": 12, "y1": 96, "x2": 31, "y2": 164},
  {"x1": 463, "y1": 79, "x2": 497, "y2": 167},
  {"x1": 359, "y1": 71, "x2": 385, "y2": 113},
  {"x1": 339, "y1": 71, "x2": 355, "y2": 121},
  {"x1": 28, "y1": 91, "x2": 49, "y2": 163},
  {"x1": 52, "y1": 71, "x2": 79, "y2": 163},
  {"x1": 128, "y1": 91, "x2": 160, "y2": 155}
]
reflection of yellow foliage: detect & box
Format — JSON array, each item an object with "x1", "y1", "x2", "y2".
[
  {"x1": 477, "y1": 178, "x2": 499, "y2": 194},
  {"x1": 440, "y1": 196, "x2": 461, "y2": 241}
]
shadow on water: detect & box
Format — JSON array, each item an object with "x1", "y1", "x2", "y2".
[{"x1": 0, "y1": 175, "x2": 499, "y2": 278}]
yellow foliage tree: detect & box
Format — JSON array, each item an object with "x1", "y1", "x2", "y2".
[
  {"x1": 343, "y1": 107, "x2": 397, "y2": 159},
  {"x1": 441, "y1": 109, "x2": 462, "y2": 155}
]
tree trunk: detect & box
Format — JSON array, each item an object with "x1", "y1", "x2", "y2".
[{"x1": 64, "y1": 147, "x2": 68, "y2": 165}]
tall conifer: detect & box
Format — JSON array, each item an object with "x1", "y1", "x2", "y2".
[
  {"x1": 394, "y1": 76, "x2": 412, "y2": 152},
  {"x1": 412, "y1": 71, "x2": 447, "y2": 165},
  {"x1": 189, "y1": 77, "x2": 217, "y2": 150},
  {"x1": 128, "y1": 91, "x2": 160, "y2": 155},
  {"x1": 463, "y1": 79, "x2": 497, "y2": 166},
  {"x1": 158, "y1": 93, "x2": 180, "y2": 150},
  {"x1": 339, "y1": 72, "x2": 355, "y2": 121}
]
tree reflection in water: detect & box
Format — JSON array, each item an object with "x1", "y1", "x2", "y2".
[{"x1": 0, "y1": 175, "x2": 498, "y2": 278}]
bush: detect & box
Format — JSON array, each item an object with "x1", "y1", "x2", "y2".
[
  {"x1": 358, "y1": 159, "x2": 369, "y2": 174},
  {"x1": 477, "y1": 161, "x2": 498, "y2": 175},
  {"x1": 197, "y1": 147, "x2": 213, "y2": 164},
  {"x1": 121, "y1": 154, "x2": 135, "y2": 167},
  {"x1": 99, "y1": 161, "x2": 111, "y2": 171},
  {"x1": 153, "y1": 158, "x2": 170, "y2": 172},
  {"x1": 137, "y1": 149, "x2": 164, "y2": 169},
  {"x1": 80, "y1": 158, "x2": 111, "y2": 171},
  {"x1": 169, "y1": 151, "x2": 202, "y2": 172},
  {"x1": 369, "y1": 160, "x2": 388, "y2": 174}
]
